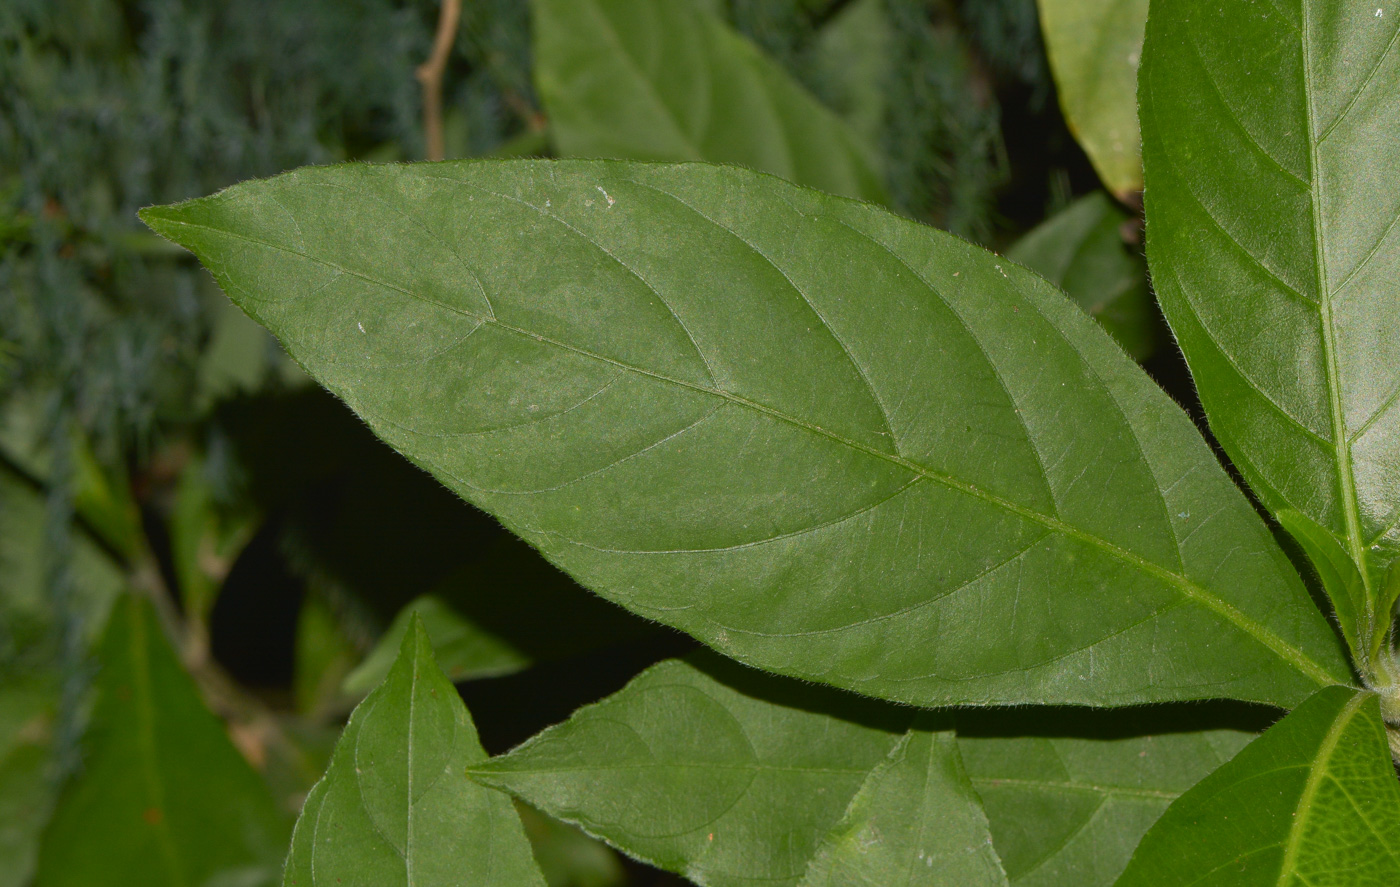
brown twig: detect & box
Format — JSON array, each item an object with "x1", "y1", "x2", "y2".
[{"x1": 417, "y1": 0, "x2": 462, "y2": 162}]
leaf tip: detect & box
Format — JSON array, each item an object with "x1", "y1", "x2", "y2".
[
  {"x1": 137, "y1": 203, "x2": 194, "y2": 251},
  {"x1": 403, "y1": 611, "x2": 436, "y2": 663}
]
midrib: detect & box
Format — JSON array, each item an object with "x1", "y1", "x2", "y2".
[
  {"x1": 1301, "y1": 4, "x2": 1374, "y2": 615},
  {"x1": 151, "y1": 214, "x2": 1341, "y2": 690},
  {"x1": 1275, "y1": 691, "x2": 1366, "y2": 884},
  {"x1": 131, "y1": 601, "x2": 186, "y2": 885}
]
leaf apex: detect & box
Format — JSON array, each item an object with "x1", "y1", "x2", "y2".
[
  {"x1": 403, "y1": 611, "x2": 435, "y2": 661},
  {"x1": 137, "y1": 202, "x2": 197, "y2": 250}
]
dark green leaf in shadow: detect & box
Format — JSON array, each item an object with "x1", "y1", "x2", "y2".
[
  {"x1": 169, "y1": 452, "x2": 257, "y2": 635},
  {"x1": 1115, "y1": 685, "x2": 1400, "y2": 886},
  {"x1": 293, "y1": 593, "x2": 359, "y2": 718},
  {"x1": 807, "y1": 0, "x2": 892, "y2": 149},
  {"x1": 1007, "y1": 192, "x2": 1155, "y2": 361},
  {"x1": 0, "y1": 676, "x2": 58, "y2": 887},
  {"x1": 32, "y1": 595, "x2": 289, "y2": 887},
  {"x1": 197, "y1": 298, "x2": 273, "y2": 411},
  {"x1": 343, "y1": 536, "x2": 659, "y2": 695},
  {"x1": 517, "y1": 802, "x2": 627, "y2": 887},
  {"x1": 213, "y1": 387, "x2": 503, "y2": 621},
  {"x1": 0, "y1": 394, "x2": 142, "y2": 562},
  {"x1": 283, "y1": 616, "x2": 546, "y2": 886},
  {"x1": 0, "y1": 464, "x2": 124, "y2": 661},
  {"x1": 1278, "y1": 508, "x2": 1368, "y2": 668},
  {"x1": 532, "y1": 0, "x2": 887, "y2": 203}
]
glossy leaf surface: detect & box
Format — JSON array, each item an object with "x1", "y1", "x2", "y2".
[
  {"x1": 284, "y1": 617, "x2": 546, "y2": 887},
  {"x1": 531, "y1": 0, "x2": 886, "y2": 203},
  {"x1": 1140, "y1": 0, "x2": 1400, "y2": 655},
  {"x1": 960, "y1": 720, "x2": 1252, "y2": 886},
  {"x1": 1007, "y1": 192, "x2": 1154, "y2": 360},
  {"x1": 141, "y1": 159, "x2": 1349, "y2": 707},
  {"x1": 472, "y1": 654, "x2": 1003, "y2": 887},
  {"x1": 32, "y1": 595, "x2": 288, "y2": 887},
  {"x1": 1036, "y1": 0, "x2": 1148, "y2": 196},
  {"x1": 1115, "y1": 685, "x2": 1400, "y2": 886}
]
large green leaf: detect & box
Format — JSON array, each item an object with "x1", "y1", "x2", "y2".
[
  {"x1": 472, "y1": 654, "x2": 1003, "y2": 887},
  {"x1": 1115, "y1": 685, "x2": 1400, "y2": 885},
  {"x1": 960, "y1": 718, "x2": 1253, "y2": 886},
  {"x1": 32, "y1": 595, "x2": 289, "y2": 887},
  {"x1": 1036, "y1": 0, "x2": 1149, "y2": 197},
  {"x1": 1007, "y1": 192, "x2": 1155, "y2": 360},
  {"x1": 284, "y1": 616, "x2": 547, "y2": 887},
  {"x1": 531, "y1": 0, "x2": 887, "y2": 203},
  {"x1": 140, "y1": 159, "x2": 1349, "y2": 707},
  {"x1": 1140, "y1": 0, "x2": 1400, "y2": 668}
]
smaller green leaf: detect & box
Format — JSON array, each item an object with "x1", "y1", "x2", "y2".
[
  {"x1": 959, "y1": 716, "x2": 1253, "y2": 887},
  {"x1": 1006, "y1": 192, "x2": 1154, "y2": 361},
  {"x1": 0, "y1": 464, "x2": 125, "y2": 657},
  {"x1": 1115, "y1": 686, "x2": 1400, "y2": 886},
  {"x1": 1381, "y1": 560, "x2": 1400, "y2": 655},
  {"x1": 69, "y1": 433, "x2": 143, "y2": 561},
  {"x1": 1278, "y1": 509, "x2": 1368, "y2": 669},
  {"x1": 343, "y1": 595, "x2": 528, "y2": 696},
  {"x1": 33, "y1": 595, "x2": 289, "y2": 887},
  {"x1": 799, "y1": 720, "x2": 1008, "y2": 887},
  {"x1": 472, "y1": 655, "x2": 1008, "y2": 887},
  {"x1": 169, "y1": 453, "x2": 255, "y2": 631},
  {"x1": 197, "y1": 297, "x2": 272, "y2": 411},
  {"x1": 342, "y1": 536, "x2": 654, "y2": 696},
  {"x1": 293, "y1": 593, "x2": 359, "y2": 718},
  {"x1": 532, "y1": 0, "x2": 887, "y2": 203},
  {"x1": 284, "y1": 615, "x2": 546, "y2": 887},
  {"x1": 516, "y1": 803, "x2": 626, "y2": 887},
  {"x1": 0, "y1": 396, "x2": 142, "y2": 563},
  {"x1": 807, "y1": 0, "x2": 892, "y2": 147},
  {"x1": 1036, "y1": 0, "x2": 1147, "y2": 197}
]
